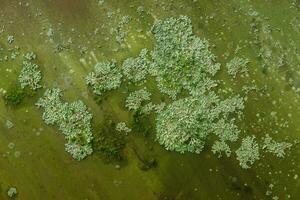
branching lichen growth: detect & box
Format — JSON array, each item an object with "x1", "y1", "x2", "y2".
[
  {"x1": 156, "y1": 97, "x2": 210, "y2": 153},
  {"x1": 24, "y1": 52, "x2": 37, "y2": 61},
  {"x1": 122, "y1": 49, "x2": 150, "y2": 83},
  {"x1": 226, "y1": 57, "x2": 250, "y2": 78},
  {"x1": 151, "y1": 16, "x2": 220, "y2": 99},
  {"x1": 156, "y1": 92, "x2": 244, "y2": 154},
  {"x1": 36, "y1": 88, "x2": 93, "y2": 160},
  {"x1": 236, "y1": 136, "x2": 260, "y2": 169},
  {"x1": 82, "y1": 16, "x2": 291, "y2": 170},
  {"x1": 212, "y1": 140, "x2": 232, "y2": 158},
  {"x1": 18, "y1": 61, "x2": 42, "y2": 90},
  {"x1": 262, "y1": 134, "x2": 292, "y2": 158},
  {"x1": 125, "y1": 88, "x2": 151, "y2": 111},
  {"x1": 116, "y1": 122, "x2": 131, "y2": 134},
  {"x1": 85, "y1": 60, "x2": 122, "y2": 95}
]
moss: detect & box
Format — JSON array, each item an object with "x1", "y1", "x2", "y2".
[
  {"x1": 93, "y1": 121, "x2": 127, "y2": 163},
  {"x1": 156, "y1": 92, "x2": 243, "y2": 154},
  {"x1": 3, "y1": 86, "x2": 26, "y2": 107},
  {"x1": 132, "y1": 110, "x2": 153, "y2": 136},
  {"x1": 226, "y1": 57, "x2": 250, "y2": 78}
]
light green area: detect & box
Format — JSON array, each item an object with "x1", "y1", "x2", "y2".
[{"x1": 0, "y1": 0, "x2": 300, "y2": 199}]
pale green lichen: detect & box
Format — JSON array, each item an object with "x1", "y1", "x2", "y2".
[
  {"x1": 125, "y1": 88, "x2": 151, "y2": 111},
  {"x1": 262, "y1": 134, "x2": 292, "y2": 158},
  {"x1": 236, "y1": 135, "x2": 260, "y2": 169},
  {"x1": 156, "y1": 92, "x2": 244, "y2": 154},
  {"x1": 122, "y1": 49, "x2": 150, "y2": 83},
  {"x1": 85, "y1": 60, "x2": 122, "y2": 95},
  {"x1": 156, "y1": 97, "x2": 210, "y2": 154},
  {"x1": 226, "y1": 57, "x2": 250, "y2": 78},
  {"x1": 24, "y1": 52, "x2": 37, "y2": 61},
  {"x1": 84, "y1": 16, "x2": 250, "y2": 168},
  {"x1": 212, "y1": 140, "x2": 232, "y2": 158},
  {"x1": 151, "y1": 16, "x2": 220, "y2": 99},
  {"x1": 7, "y1": 187, "x2": 17, "y2": 198},
  {"x1": 36, "y1": 88, "x2": 93, "y2": 160},
  {"x1": 7, "y1": 35, "x2": 14, "y2": 44},
  {"x1": 5, "y1": 120, "x2": 14, "y2": 129},
  {"x1": 18, "y1": 61, "x2": 42, "y2": 90},
  {"x1": 116, "y1": 122, "x2": 131, "y2": 134}
]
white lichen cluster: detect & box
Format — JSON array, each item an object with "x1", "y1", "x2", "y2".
[
  {"x1": 137, "y1": 6, "x2": 145, "y2": 16},
  {"x1": 18, "y1": 60, "x2": 42, "y2": 90},
  {"x1": 5, "y1": 120, "x2": 14, "y2": 129},
  {"x1": 7, "y1": 35, "x2": 14, "y2": 44},
  {"x1": 83, "y1": 16, "x2": 289, "y2": 169},
  {"x1": 116, "y1": 122, "x2": 131, "y2": 134},
  {"x1": 85, "y1": 60, "x2": 122, "y2": 95},
  {"x1": 212, "y1": 140, "x2": 232, "y2": 158},
  {"x1": 150, "y1": 16, "x2": 220, "y2": 99},
  {"x1": 24, "y1": 51, "x2": 37, "y2": 61},
  {"x1": 156, "y1": 92, "x2": 244, "y2": 154},
  {"x1": 7, "y1": 187, "x2": 17, "y2": 198},
  {"x1": 235, "y1": 135, "x2": 260, "y2": 169},
  {"x1": 140, "y1": 102, "x2": 155, "y2": 115},
  {"x1": 226, "y1": 57, "x2": 250, "y2": 78},
  {"x1": 36, "y1": 88, "x2": 93, "y2": 160},
  {"x1": 139, "y1": 102, "x2": 166, "y2": 115},
  {"x1": 150, "y1": 17, "x2": 244, "y2": 156},
  {"x1": 125, "y1": 88, "x2": 151, "y2": 111},
  {"x1": 122, "y1": 48, "x2": 150, "y2": 83},
  {"x1": 110, "y1": 15, "x2": 132, "y2": 45},
  {"x1": 262, "y1": 134, "x2": 292, "y2": 158}
]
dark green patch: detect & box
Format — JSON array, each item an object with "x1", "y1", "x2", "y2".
[
  {"x1": 3, "y1": 85, "x2": 26, "y2": 107},
  {"x1": 92, "y1": 119, "x2": 127, "y2": 163}
]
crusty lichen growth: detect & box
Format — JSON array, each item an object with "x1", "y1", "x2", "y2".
[
  {"x1": 122, "y1": 48, "x2": 150, "y2": 83},
  {"x1": 125, "y1": 88, "x2": 151, "y2": 111},
  {"x1": 156, "y1": 92, "x2": 244, "y2": 154},
  {"x1": 226, "y1": 57, "x2": 250, "y2": 78},
  {"x1": 236, "y1": 136, "x2": 260, "y2": 169},
  {"x1": 85, "y1": 60, "x2": 122, "y2": 95},
  {"x1": 212, "y1": 140, "x2": 232, "y2": 158},
  {"x1": 18, "y1": 61, "x2": 42, "y2": 90},
  {"x1": 262, "y1": 134, "x2": 292, "y2": 158},
  {"x1": 116, "y1": 122, "x2": 131, "y2": 134},
  {"x1": 36, "y1": 88, "x2": 93, "y2": 160},
  {"x1": 150, "y1": 16, "x2": 220, "y2": 99}
]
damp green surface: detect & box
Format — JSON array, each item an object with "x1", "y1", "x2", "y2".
[{"x1": 0, "y1": 0, "x2": 300, "y2": 199}]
